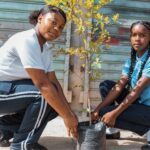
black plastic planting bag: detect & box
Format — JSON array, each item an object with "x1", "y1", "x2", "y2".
[{"x1": 77, "y1": 121, "x2": 106, "y2": 150}]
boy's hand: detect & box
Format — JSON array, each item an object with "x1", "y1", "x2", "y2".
[{"x1": 64, "y1": 113, "x2": 78, "y2": 139}]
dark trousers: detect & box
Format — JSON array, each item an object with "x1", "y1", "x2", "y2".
[
  {"x1": 0, "y1": 79, "x2": 58, "y2": 150},
  {"x1": 99, "y1": 80, "x2": 150, "y2": 136}
]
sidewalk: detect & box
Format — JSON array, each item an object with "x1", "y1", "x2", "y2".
[{"x1": 1, "y1": 116, "x2": 146, "y2": 150}]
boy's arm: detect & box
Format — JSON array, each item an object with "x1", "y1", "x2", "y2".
[
  {"x1": 26, "y1": 68, "x2": 78, "y2": 138},
  {"x1": 46, "y1": 71, "x2": 74, "y2": 116},
  {"x1": 47, "y1": 71, "x2": 78, "y2": 137}
]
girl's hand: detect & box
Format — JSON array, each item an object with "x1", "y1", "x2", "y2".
[
  {"x1": 91, "y1": 111, "x2": 100, "y2": 123},
  {"x1": 101, "y1": 111, "x2": 117, "y2": 127}
]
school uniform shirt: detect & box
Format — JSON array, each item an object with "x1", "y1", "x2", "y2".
[
  {"x1": 122, "y1": 50, "x2": 150, "y2": 106},
  {"x1": 0, "y1": 29, "x2": 53, "y2": 81}
]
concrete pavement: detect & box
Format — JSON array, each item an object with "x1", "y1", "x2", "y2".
[{"x1": 0, "y1": 116, "x2": 147, "y2": 150}]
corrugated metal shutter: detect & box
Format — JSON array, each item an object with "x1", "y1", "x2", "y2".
[
  {"x1": 89, "y1": 0, "x2": 150, "y2": 107},
  {"x1": 0, "y1": 0, "x2": 72, "y2": 102}
]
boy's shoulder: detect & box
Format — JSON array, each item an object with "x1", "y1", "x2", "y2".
[
  {"x1": 13, "y1": 29, "x2": 35, "y2": 39},
  {"x1": 10, "y1": 29, "x2": 37, "y2": 46}
]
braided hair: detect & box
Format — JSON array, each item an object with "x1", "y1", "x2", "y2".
[{"x1": 127, "y1": 21, "x2": 150, "y2": 90}]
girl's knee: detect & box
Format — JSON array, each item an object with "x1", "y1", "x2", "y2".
[
  {"x1": 99, "y1": 106, "x2": 116, "y2": 117},
  {"x1": 99, "y1": 107, "x2": 108, "y2": 117},
  {"x1": 99, "y1": 80, "x2": 110, "y2": 88}
]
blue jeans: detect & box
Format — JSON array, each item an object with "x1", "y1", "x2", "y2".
[
  {"x1": 99, "y1": 80, "x2": 150, "y2": 136},
  {"x1": 0, "y1": 79, "x2": 58, "y2": 150}
]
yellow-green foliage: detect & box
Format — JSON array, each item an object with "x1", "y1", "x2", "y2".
[{"x1": 45, "y1": 0, "x2": 119, "y2": 80}]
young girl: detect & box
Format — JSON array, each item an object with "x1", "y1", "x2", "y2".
[{"x1": 92, "y1": 21, "x2": 150, "y2": 150}]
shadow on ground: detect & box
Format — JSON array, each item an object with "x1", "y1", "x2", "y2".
[
  {"x1": 39, "y1": 136, "x2": 77, "y2": 150},
  {"x1": 106, "y1": 137, "x2": 145, "y2": 150},
  {"x1": 39, "y1": 136, "x2": 145, "y2": 150},
  {"x1": 0, "y1": 136, "x2": 146, "y2": 150}
]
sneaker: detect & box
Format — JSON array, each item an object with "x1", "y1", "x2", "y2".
[
  {"x1": 106, "y1": 128, "x2": 120, "y2": 139},
  {"x1": 106, "y1": 131, "x2": 120, "y2": 139},
  {"x1": 0, "y1": 130, "x2": 13, "y2": 147},
  {"x1": 141, "y1": 143, "x2": 150, "y2": 150},
  {"x1": 27, "y1": 143, "x2": 47, "y2": 150},
  {"x1": 0, "y1": 139, "x2": 10, "y2": 147},
  {"x1": 142, "y1": 130, "x2": 150, "y2": 150}
]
